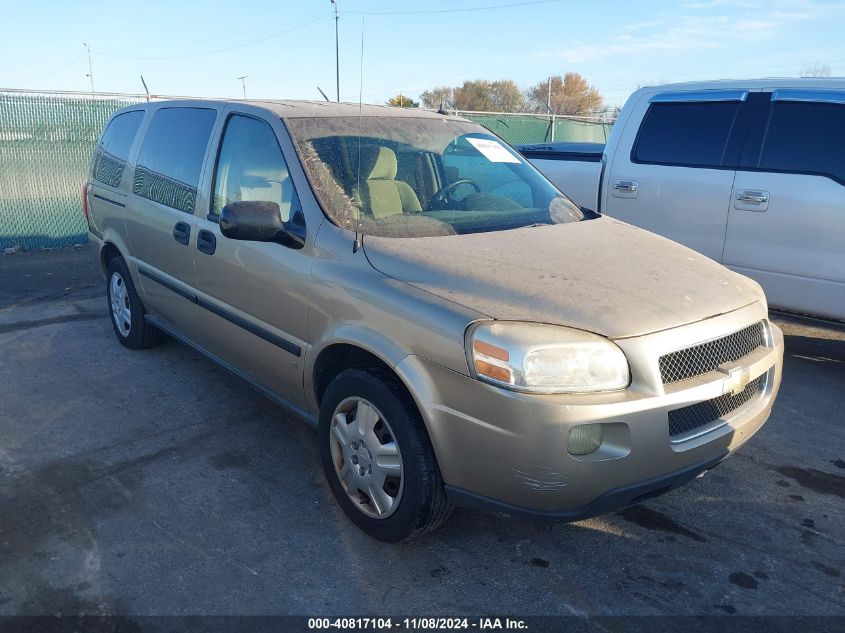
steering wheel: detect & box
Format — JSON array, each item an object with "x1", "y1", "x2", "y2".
[{"x1": 427, "y1": 178, "x2": 481, "y2": 210}]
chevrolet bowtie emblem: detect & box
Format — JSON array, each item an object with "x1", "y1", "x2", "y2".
[{"x1": 720, "y1": 366, "x2": 752, "y2": 396}]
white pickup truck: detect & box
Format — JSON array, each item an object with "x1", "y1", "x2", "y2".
[{"x1": 520, "y1": 78, "x2": 845, "y2": 322}]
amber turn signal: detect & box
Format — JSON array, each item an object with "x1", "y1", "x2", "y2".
[{"x1": 474, "y1": 358, "x2": 513, "y2": 383}]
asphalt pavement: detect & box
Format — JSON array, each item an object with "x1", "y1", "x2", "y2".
[{"x1": 0, "y1": 245, "x2": 842, "y2": 618}]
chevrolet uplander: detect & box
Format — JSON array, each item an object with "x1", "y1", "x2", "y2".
[{"x1": 84, "y1": 100, "x2": 784, "y2": 541}]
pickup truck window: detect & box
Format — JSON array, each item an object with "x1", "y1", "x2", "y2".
[
  {"x1": 92, "y1": 110, "x2": 144, "y2": 187},
  {"x1": 133, "y1": 107, "x2": 217, "y2": 214},
  {"x1": 286, "y1": 116, "x2": 585, "y2": 238},
  {"x1": 632, "y1": 101, "x2": 741, "y2": 168},
  {"x1": 758, "y1": 101, "x2": 845, "y2": 184}
]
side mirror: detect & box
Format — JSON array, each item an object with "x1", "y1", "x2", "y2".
[
  {"x1": 219, "y1": 201, "x2": 305, "y2": 248},
  {"x1": 220, "y1": 201, "x2": 283, "y2": 242}
]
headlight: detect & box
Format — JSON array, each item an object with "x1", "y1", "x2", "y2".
[{"x1": 467, "y1": 321, "x2": 630, "y2": 393}]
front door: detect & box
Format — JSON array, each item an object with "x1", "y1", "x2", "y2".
[{"x1": 191, "y1": 111, "x2": 312, "y2": 407}]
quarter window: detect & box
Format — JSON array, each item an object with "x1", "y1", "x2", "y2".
[
  {"x1": 212, "y1": 114, "x2": 297, "y2": 221},
  {"x1": 92, "y1": 110, "x2": 144, "y2": 187},
  {"x1": 133, "y1": 108, "x2": 217, "y2": 213},
  {"x1": 758, "y1": 101, "x2": 845, "y2": 184},
  {"x1": 633, "y1": 101, "x2": 741, "y2": 168}
]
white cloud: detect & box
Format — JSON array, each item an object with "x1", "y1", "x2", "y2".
[{"x1": 531, "y1": 1, "x2": 836, "y2": 65}]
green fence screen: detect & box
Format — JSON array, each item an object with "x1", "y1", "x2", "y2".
[
  {"x1": 458, "y1": 112, "x2": 613, "y2": 146},
  {"x1": 0, "y1": 91, "x2": 145, "y2": 250},
  {"x1": 0, "y1": 90, "x2": 613, "y2": 251}
]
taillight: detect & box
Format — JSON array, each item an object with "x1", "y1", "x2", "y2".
[{"x1": 82, "y1": 183, "x2": 91, "y2": 226}]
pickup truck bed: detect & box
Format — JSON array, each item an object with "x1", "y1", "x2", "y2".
[{"x1": 517, "y1": 142, "x2": 604, "y2": 211}]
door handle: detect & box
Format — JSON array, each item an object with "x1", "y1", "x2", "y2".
[
  {"x1": 172, "y1": 221, "x2": 191, "y2": 245},
  {"x1": 611, "y1": 179, "x2": 639, "y2": 199},
  {"x1": 613, "y1": 180, "x2": 638, "y2": 193},
  {"x1": 196, "y1": 229, "x2": 217, "y2": 255},
  {"x1": 736, "y1": 192, "x2": 769, "y2": 204}
]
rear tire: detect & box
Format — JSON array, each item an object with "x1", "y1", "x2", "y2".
[
  {"x1": 319, "y1": 368, "x2": 452, "y2": 541},
  {"x1": 106, "y1": 256, "x2": 160, "y2": 350}
]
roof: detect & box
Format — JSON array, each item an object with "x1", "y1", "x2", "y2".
[
  {"x1": 249, "y1": 100, "x2": 456, "y2": 119},
  {"x1": 632, "y1": 77, "x2": 845, "y2": 94},
  {"x1": 145, "y1": 98, "x2": 458, "y2": 120}
]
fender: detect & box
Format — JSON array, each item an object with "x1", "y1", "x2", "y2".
[{"x1": 304, "y1": 323, "x2": 413, "y2": 413}]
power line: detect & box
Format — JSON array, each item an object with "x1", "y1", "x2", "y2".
[
  {"x1": 98, "y1": 13, "x2": 332, "y2": 60},
  {"x1": 8, "y1": 52, "x2": 87, "y2": 83},
  {"x1": 346, "y1": 0, "x2": 561, "y2": 16}
]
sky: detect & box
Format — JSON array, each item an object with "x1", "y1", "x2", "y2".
[{"x1": 2, "y1": 0, "x2": 844, "y2": 109}]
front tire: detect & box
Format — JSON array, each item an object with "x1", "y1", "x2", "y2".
[
  {"x1": 319, "y1": 369, "x2": 452, "y2": 541},
  {"x1": 106, "y1": 256, "x2": 160, "y2": 350}
]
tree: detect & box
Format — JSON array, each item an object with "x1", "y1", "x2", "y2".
[
  {"x1": 420, "y1": 85, "x2": 454, "y2": 109},
  {"x1": 527, "y1": 72, "x2": 603, "y2": 115},
  {"x1": 453, "y1": 80, "x2": 494, "y2": 111},
  {"x1": 801, "y1": 63, "x2": 831, "y2": 78},
  {"x1": 489, "y1": 80, "x2": 524, "y2": 112},
  {"x1": 386, "y1": 93, "x2": 419, "y2": 108},
  {"x1": 449, "y1": 79, "x2": 524, "y2": 112}
]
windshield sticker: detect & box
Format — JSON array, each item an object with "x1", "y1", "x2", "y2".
[{"x1": 466, "y1": 138, "x2": 521, "y2": 163}]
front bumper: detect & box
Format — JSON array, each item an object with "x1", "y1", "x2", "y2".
[{"x1": 396, "y1": 302, "x2": 784, "y2": 516}]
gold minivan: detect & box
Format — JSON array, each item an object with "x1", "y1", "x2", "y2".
[{"x1": 84, "y1": 100, "x2": 784, "y2": 541}]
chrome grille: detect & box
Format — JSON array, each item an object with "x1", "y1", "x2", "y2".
[
  {"x1": 659, "y1": 321, "x2": 765, "y2": 384},
  {"x1": 668, "y1": 375, "x2": 765, "y2": 438}
]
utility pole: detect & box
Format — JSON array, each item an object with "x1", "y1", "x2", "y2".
[
  {"x1": 331, "y1": 0, "x2": 340, "y2": 102},
  {"x1": 140, "y1": 75, "x2": 151, "y2": 102},
  {"x1": 237, "y1": 75, "x2": 247, "y2": 99},
  {"x1": 83, "y1": 42, "x2": 94, "y2": 95}
]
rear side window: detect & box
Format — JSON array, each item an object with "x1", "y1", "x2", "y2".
[
  {"x1": 133, "y1": 108, "x2": 217, "y2": 213},
  {"x1": 758, "y1": 101, "x2": 845, "y2": 184},
  {"x1": 92, "y1": 110, "x2": 144, "y2": 187},
  {"x1": 633, "y1": 101, "x2": 741, "y2": 168}
]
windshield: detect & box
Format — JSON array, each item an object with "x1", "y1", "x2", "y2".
[{"x1": 285, "y1": 116, "x2": 589, "y2": 238}]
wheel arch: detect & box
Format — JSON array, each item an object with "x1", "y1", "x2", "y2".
[
  {"x1": 311, "y1": 341, "x2": 405, "y2": 409},
  {"x1": 97, "y1": 229, "x2": 132, "y2": 276}
]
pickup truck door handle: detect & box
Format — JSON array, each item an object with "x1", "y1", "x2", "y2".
[
  {"x1": 172, "y1": 221, "x2": 191, "y2": 245},
  {"x1": 736, "y1": 191, "x2": 769, "y2": 204},
  {"x1": 196, "y1": 229, "x2": 217, "y2": 255},
  {"x1": 734, "y1": 190, "x2": 770, "y2": 211},
  {"x1": 612, "y1": 179, "x2": 639, "y2": 199}
]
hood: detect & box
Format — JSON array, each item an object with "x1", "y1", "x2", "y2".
[{"x1": 363, "y1": 217, "x2": 762, "y2": 339}]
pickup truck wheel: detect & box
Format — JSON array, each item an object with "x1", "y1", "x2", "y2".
[
  {"x1": 106, "y1": 256, "x2": 160, "y2": 350},
  {"x1": 319, "y1": 368, "x2": 451, "y2": 541}
]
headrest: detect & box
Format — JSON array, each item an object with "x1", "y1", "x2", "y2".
[{"x1": 364, "y1": 146, "x2": 398, "y2": 181}]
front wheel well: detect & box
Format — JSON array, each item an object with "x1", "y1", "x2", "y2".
[{"x1": 313, "y1": 344, "x2": 400, "y2": 406}]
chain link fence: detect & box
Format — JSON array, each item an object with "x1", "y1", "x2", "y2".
[
  {"x1": 0, "y1": 90, "x2": 147, "y2": 251},
  {"x1": 0, "y1": 90, "x2": 614, "y2": 251}
]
